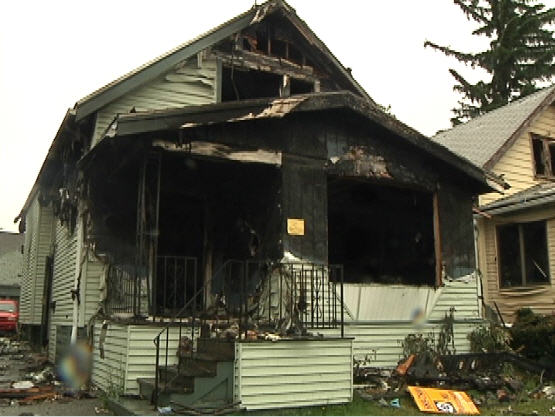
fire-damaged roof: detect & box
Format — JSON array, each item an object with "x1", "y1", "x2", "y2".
[
  {"x1": 15, "y1": 0, "x2": 507, "y2": 225},
  {"x1": 90, "y1": 91, "x2": 506, "y2": 193},
  {"x1": 73, "y1": 0, "x2": 373, "y2": 121}
]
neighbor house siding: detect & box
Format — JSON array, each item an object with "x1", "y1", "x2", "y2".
[
  {"x1": 234, "y1": 339, "x2": 353, "y2": 410},
  {"x1": 480, "y1": 104, "x2": 555, "y2": 206},
  {"x1": 91, "y1": 55, "x2": 218, "y2": 146},
  {"x1": 480, "y1": 211, "x2": 555, "y2": 321}
]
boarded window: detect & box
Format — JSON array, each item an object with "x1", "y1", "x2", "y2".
[{"x1": 497, "y1": 221, "x2": 549, "y2": 288}]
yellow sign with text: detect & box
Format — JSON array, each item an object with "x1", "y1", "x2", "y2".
[
  {"x1": 408, "y1": 386, "x2": 480, "y2": 415},
  {"x1": 287, "y1": 218, "x2": 305, "y2": 236}
]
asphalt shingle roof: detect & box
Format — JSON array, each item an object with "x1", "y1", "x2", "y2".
[{"x1": 432, "y1": 85, "x2": 555, "y2": 168}]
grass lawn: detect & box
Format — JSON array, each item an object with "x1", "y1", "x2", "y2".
[{"x1": 243, "y1": 391, "x2": 554, "y2": 416}]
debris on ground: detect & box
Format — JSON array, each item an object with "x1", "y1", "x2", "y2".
[
  {"x1": 355, "y1": 349, "x2": 555, "y2": 414},
  {"x1": 0, "y1": 335, "x2": 98, "y2": 409}
]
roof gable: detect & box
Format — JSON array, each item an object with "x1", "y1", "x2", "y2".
[
  {"x1": 74, "y1": 0, "x2": 372, "y2": 121},
  {"x1": 432, "y1": 85, "x2": 555, "y2": 169}
]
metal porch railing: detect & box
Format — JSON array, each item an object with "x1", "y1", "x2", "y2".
[{"x1": 151, "y1": 260, "x2": 344, "y2": 406}]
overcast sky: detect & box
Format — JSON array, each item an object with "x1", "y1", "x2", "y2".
[{"x1": 0, "y1": 0, "x2": 496, "y2": 232}]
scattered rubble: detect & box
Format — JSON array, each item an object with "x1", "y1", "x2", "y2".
[
  {"x1": 355, "y1": 350, "x2": 555, "y2": 414},
  {"x1": 0, "y1": 336, "x2": 96, "y2": 409}
]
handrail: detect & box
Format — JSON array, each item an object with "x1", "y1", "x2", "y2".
[
  {"x1": 152, "y1": 258, "x2": 248, "y2": 407},
  {"x1": 151, "y1": 259, "x2": 344, "y2": 407}
]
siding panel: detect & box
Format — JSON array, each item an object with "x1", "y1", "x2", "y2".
[
  {"x1": 235, "y1": 339, "x2": 353, "y2": 410},
  {"x1": 91, "y1": 56, "x2": 217, "y2": 146}
]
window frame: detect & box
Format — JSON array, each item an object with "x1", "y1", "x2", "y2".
[
  {"x1": 530, "y1": 133, "x2": 555, "y2": 180},
  {"x1": 496, "y1": 220, "x2": 550, "y2": 289}
]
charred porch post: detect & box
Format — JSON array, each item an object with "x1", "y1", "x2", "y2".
[{"x1": 136, "y1": 151, "x2": 162, "y2": 319}]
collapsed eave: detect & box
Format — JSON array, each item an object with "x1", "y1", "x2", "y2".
[{"x1": 102, "y1": 91, "x2": 499, "y2": 193}]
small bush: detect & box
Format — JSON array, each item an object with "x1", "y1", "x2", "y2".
[
  {"x1": 509, "y1": 308, "x2": 554, "y2": 365},
  {"x1": 467, "y1": 322, "x2": 511, "y2": 353}
]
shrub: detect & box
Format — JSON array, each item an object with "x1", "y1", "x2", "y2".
[
  {"x1": 467, "y1": 322, "x2": 511, "y2": 353},
  {"x1": 509, "y1": 308, "x2": 554, "y2": 365}
]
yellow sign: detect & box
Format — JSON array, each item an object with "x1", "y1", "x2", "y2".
[
  {"x1": 408, "y1": 386, "x2": 479, "y2": 415},
  {"x1": 287, "y1": 218, "x2": 305, "y2": 236}
]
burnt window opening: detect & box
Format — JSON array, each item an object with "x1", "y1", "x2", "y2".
[
  {"x1": 290, "y1": 78, "x2": 313, "y2": 95},
  {"x1": 531, "y1": 134, "x2": 555, "y2": 178},
  {"x1": 222, "y1": 66, "x2": 314, "y2": 101},
  {"x1": 328, "y1": 178, "x2": 436, "y2": 285},
  {"x1": 222, "y1": 67, "x2": 282, "y2": 101},
  {"x1": 272, "y1": 38, "x2": 287, "y2": 58},
  {"x1": 497, "y1": 221, "x2": 550, "y2": 288}
]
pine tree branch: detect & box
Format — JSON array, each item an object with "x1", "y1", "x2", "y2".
[
  {"x1": 424, "y1": 40, "x2": 484, "y2": 67},
  {"x1": 453, "y1": 0, "x2": 491, "y2": 24}
]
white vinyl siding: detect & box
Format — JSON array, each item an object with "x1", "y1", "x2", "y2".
[
  {"x1": 51, "y1": 221, "x2": 78, "y2": 325},
  {"x1": 234, "y1": 339, "x2": 353, "y2": 410},
  {"x1": 20, "y1": 199, "x2": 54, "y2": 325},
  {"x1": 91, "y1": 55, "x2": 218, "y2": 146}
]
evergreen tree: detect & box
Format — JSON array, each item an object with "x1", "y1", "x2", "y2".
[{"x1": 425, "y1": 0, "x2": 555, "y2": 125}]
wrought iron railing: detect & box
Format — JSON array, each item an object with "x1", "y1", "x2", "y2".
[
  {"x1": 105, "y1": 264, "x2": 142, "y2": 316},
  {"x1": 154, "y1": 256, "x2": 199, "y2": 319},
  {"x1": 151, "y1": 260, "x2": 344, "y2": 406}
]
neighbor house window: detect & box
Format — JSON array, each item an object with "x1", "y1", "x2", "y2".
[
  {"x1": 497, "y1": 220, "x2": 550, "y2": 288},
  {"x1": 531, "y1": 134, "x2": 555, "y2": 178}
]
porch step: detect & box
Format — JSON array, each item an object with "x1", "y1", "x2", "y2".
[
  {"x1": 139, "y1": 361, "x2": 234, "y2": 408},
  {"x1": 196, "y1": 338, "x2": 235, "y2": 361},
  {"x1": 138, "y1": 377, "x2": 193, "y2": 404}
]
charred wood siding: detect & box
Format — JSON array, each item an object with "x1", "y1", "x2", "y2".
[
  {"x1": 438, "y1": 183, "x2": 476, "y2": 278},
  {"x1": 282, "y1": 155, "x2": 327, "y2": 263},
  {"x1": 155, "y1": 113, "x2": 479, "y2": 274}
]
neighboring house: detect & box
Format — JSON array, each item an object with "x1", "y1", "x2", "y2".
[
  {"x1": 434, "y1": 85, "x2": 555, "y2": 323},
  {"x1": 17, "y1": 0, "x2": 503, "y2": 410},
  {"x1": 0, "y1": 231, "x2": 23, "y2": 301}
]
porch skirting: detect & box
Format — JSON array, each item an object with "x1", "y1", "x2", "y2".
[
  {"x1": 91, "y1": 321, "x2": 194, "y2": 396},
  {"x1": 234, "y1": 338, "x2": 353, "y2": 410}
]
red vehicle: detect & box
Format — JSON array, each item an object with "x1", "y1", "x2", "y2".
[{"x1": 0, "y1": 300, "x2": 18, "y2": 332}]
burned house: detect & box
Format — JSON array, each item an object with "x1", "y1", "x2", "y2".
[
  {"x1": 434, "y1": 85, "x2": 555, "y2": 323},
  {"x1": 17, "y1": 0, "x2": 503, "y2": 410}
]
